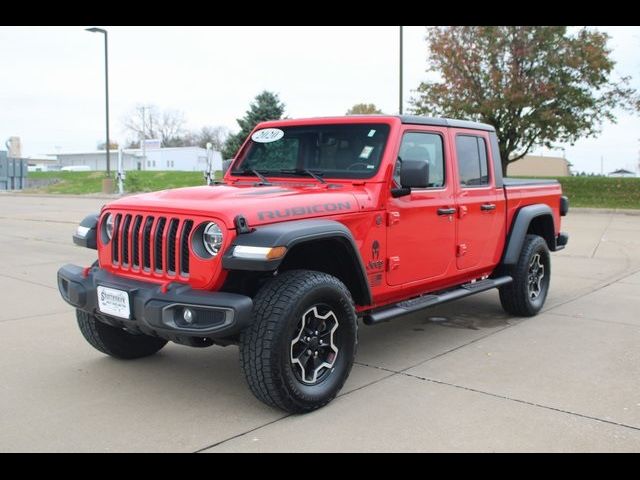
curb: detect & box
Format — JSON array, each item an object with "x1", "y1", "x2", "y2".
[{"x1": 570, "y1": 207, "x2": 640, "y2": 216}]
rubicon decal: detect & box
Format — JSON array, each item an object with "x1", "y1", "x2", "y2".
[{"x1": 257, "y1": 202, "x2": 352, "y2": 221}]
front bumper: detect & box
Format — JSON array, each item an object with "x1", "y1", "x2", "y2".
[{"x1": 57, "y1": 264, "x2": 253, "y2": 344}]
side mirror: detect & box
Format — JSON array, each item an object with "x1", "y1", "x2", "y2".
[
  {"x1": 400, "y1": 160, "x2": 429, "y2": 188},
  {"x1": 391, "y1": 160, "x2": 429, "y2": 197},
  {"x1": 222, "y1": 159, "x2": 234, "y2": 175}
]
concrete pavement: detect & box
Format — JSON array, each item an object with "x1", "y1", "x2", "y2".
[{"x1": 0, "y1": 195, "x2": 639, "y2": 452}]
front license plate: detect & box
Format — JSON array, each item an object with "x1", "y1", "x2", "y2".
[{"x1": 97, "y1": 286, "x2": 131, "y2": 319}]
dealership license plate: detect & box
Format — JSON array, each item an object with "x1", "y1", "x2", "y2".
[{"x1": 97, "y1": 286, "x2": 131, "y2": 319}]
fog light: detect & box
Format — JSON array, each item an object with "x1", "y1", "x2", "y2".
[{"x1": 183, "y1": 308, "x2": 195, "y2": 324}]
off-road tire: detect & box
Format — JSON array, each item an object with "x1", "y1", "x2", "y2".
[
  {"x1": 76, "y1": 310, "x2": 168, "y2": 359},
  {"x1": 239, "y1": 270, "x2": 358, "y2": 413},
  {"x1": 499, "y1": 234, "x2": 551, "y2": 317}
]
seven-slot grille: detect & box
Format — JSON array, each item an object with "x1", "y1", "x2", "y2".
[{"x1": 110, "y1": 213, "x2": 194, "y2": 277}]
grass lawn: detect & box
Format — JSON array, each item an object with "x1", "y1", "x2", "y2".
[
  {"x1": 26, "y1": 170, "x2": 221, "y2": 195},
  {"x1": 541, "y1": 176, "x2": 640, "y2": 210},
  {"x1": 23, "y1": 171, "x2": 640, "y2": 209}
]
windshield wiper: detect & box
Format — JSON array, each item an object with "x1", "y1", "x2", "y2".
[
  {"x1": 277, "y1": 168, "x2": 326, "y2": 184},
  {"x1": 240, "y1": 168, "x2": 272, "y2": 186}
]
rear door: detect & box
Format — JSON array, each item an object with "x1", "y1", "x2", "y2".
[{"x1": 451, "y1": 130, "x2": 505, "y2": 271}]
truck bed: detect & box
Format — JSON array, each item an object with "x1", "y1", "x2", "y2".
[{"x1": 503, "y1": 177, "x2": 559, "y2": 187}]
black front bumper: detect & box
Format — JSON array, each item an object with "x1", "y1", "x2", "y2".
[{"x1": 57, "y1": 264, "x2": 253, "y2": 344}]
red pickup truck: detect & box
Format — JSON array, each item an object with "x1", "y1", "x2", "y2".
[{"x1": 58, "y1": 115, "x2": 569, "y2": 412}]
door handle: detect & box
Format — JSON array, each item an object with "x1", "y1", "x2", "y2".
[
  {"x1": 481, "y1": 203, "x2": 496, "y2": 211},
  {"x1": 437, "y1": 207, "x2": 457, "y2": 216}
]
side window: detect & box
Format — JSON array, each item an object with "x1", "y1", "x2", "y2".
[
  {"x1": 455, "y1": 135, "x2": 489, "y2": 187},
  {"x1": 395, "y1": 132, "x2": 445, "y2": 188}
]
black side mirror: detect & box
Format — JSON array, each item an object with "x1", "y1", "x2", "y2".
[
  {"x1": 391, "y1": 160, "x2": 429, "y2": 197},
  {"x1": 222, "y1": 159, "x2": 233, "y2": 175}
]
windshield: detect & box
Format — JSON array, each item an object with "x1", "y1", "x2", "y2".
[{"x1": 232, "y1": 123, "x2": 390, "y2": 179}]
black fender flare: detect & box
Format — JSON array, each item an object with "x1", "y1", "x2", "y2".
[
  {"x1": 502, "y1": 204, "x2": 554, "y2": 265},
  {"x1": 73, "y1": 213, "x2": 99, "y2": 250},
  {"x1": 222, "y1": 219, "x2": 372, "y2": 305}
]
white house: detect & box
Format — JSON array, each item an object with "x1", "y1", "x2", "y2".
[
  {"x1": 137, "y1": 146, "x2": 222, "y2": 172},
  {"x1": 52, "y1": 146, "x2": 222, "y2": 172}
]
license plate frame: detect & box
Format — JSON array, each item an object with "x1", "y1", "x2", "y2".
[{"x1": 97, "y1": 285, "x2": 131, "y2": 319}]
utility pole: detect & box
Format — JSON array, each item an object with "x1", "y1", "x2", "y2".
[
  {"x1": 399, "y1": 26, "x2": 403, "y2": 115},
  {"x1": 140, "y1": 105, "x2": 147, "y2": 171},
  {"x1": 601, "y1": 156, "x2": 604, "y2": 176},
  {"x1": 86, "y1": 27, "x2": 112, "y2": 193}
]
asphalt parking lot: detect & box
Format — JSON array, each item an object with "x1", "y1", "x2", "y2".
[{"x1": 1, "y1": 194, "x2": 639, "y2": 452}]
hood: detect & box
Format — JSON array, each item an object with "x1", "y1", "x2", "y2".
[{"x1": 107, "y1": 183, "x2": 364, "y2": 229}]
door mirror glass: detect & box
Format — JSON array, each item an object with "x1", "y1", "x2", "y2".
[{"x1": 400, "y1": 159, "x2": 430, "y2": 188}]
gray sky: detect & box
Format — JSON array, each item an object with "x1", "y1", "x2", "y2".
[{"x1": 1, "y1": 26, "x2": 639, "y2": 173}]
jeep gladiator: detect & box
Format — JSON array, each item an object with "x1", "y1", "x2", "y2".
[{"x1": 58, "y1": 115, "x2": 569, "y2": 412}]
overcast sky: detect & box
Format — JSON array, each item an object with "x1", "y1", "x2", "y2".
[{"x1": 1, "y1": 26, "x2": 638, "y2": 173}]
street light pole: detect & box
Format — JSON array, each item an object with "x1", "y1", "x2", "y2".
[
  {"x1": 399, "y1": 26, "x2": 403, "y2": 115},
  {"x1": 86, "y1": 27, "x2": 111, "y2": 176}
]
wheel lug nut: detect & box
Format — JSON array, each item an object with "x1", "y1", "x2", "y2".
[
  {"x1": 314, "y1": 351, "x2": 318, "y2": 357},
  {"x1": 307, "y1": 349, "x2": 312, "y2": 355}
]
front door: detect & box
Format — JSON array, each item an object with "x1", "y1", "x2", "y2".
[{"x1": 386, "y1": 128, "x2": 456, "y2": 286}]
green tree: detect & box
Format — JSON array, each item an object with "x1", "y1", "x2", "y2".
[
  {"x1": 346, "y1": 103, "x2": 383, "y2": 115},
  {"x1": 411, "y1": 26, "x2": 638, "y2": 175},
  {"x1": 222, "y1": 91, "x2": 286, "y2": 159}
]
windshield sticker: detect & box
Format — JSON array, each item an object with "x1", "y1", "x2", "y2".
[
  {"x1": 368, "y1": 129, "x2": 376, "y2": 137},
  {"x1": 359, "y1": 146, "x2": 374, "y2": 159},
  {"x1": 251, "y1": 128, "x2": 284, "y2": 143}
]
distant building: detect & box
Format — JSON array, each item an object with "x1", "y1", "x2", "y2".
[
  {"x1": 52, "y1": 146, "x2": 222, "y2": 172},
  {"x1": 507, "y1": 155, "x2": 571, "y2": 177},
  {"x1": 25, "y1": 154, "x2": 58, "y2": 171},
  {"x1": 608, "y1": 168, "x2": 636, "y2": 178}
]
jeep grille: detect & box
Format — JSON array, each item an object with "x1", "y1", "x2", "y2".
[{"x1": 110, "y1": 213, "x2": 194, "y2": 278}]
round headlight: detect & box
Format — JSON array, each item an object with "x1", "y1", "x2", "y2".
[
  {"x1": 105, "y1": 213, "x2": 115, "y2": 240},
  {"x1": 203, "y1": 222, "x2": 224, "y2": 256}
]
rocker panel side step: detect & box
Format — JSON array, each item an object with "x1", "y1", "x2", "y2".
[{"x1": 363, "y1": 276, "x2": 512, "y2": 325}]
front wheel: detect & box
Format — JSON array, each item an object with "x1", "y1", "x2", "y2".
[
  {"x1": 239, "y1": 270, "x2": 357, "y2": 413},
  {"x1": 76, "y1": 310, "x2": 168, "y2": 359},
  {"x1": 499, "y1": 234, "x2": 551, "y2": 317}
]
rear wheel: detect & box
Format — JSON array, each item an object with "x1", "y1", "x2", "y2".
[
  {"x1": 239, "y1": 270, "x2": 357, "y2": 413},
  {"x1": 76, "y1": 310, "x2": 167, "y2": 359},
  {"x1": 499, "y1": 234, "x2": 551, "y2": 317}
]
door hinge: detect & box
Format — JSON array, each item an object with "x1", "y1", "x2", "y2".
[
  {"x1": 387, "y1": 211, "x2": 400, "y2": 226},
  {"x1": 388, "y1": 256, "x2": 401, "y2": 271},
  {"x1": 456, "y1": 244, "x2": 467, "y2": 257}
]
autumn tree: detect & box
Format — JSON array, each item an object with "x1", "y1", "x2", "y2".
[
  {"x1": 97, "y1": 141, "x2": 119, "y2": 150},
  {"x1": 346, "y1": 103, "x2": 383, "y2": 115},
  {"x1": 222, "y1": 91, "x2": 285, "y2": 159},
  {"x1": 411, "y1": 26, "x2": 638, "y2": 175}
]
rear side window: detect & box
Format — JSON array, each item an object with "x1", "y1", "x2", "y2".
[{"x1": 455, "y1": 135, "x2": 489, "y2": 187}]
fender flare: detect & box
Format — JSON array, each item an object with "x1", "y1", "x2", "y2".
[
  {"x1": 222, "y1": 219, "x2": 372, "y2": 305},
  {"x1": 502, "y1": 204, "x2": 554, "y2": 265}
]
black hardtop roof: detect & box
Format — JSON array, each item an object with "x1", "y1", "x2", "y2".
[{"x1": 398, "y1": 115, "x2": 495, "y2": 132}]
